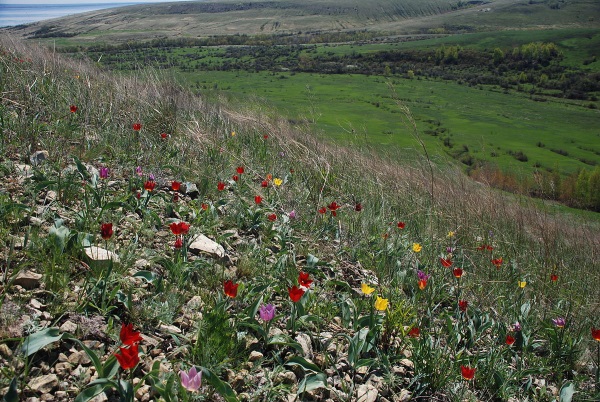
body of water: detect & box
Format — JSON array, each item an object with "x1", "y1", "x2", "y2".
[{"x1": 0, "y1": 3, "x2": 141, "y2": 27}]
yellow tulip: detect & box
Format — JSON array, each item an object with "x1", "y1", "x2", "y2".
[
  {"x1": 361, "y1": 283, "x2": 375, "y2": 295},
  {"x1": 374, "y1": 296, "x2": 389, "y2": 311},
  {"x1": 447, "y1": 231, "x2": 455, "y2": 238},
  {"x1": 518, "y1": 281, "x2": 527, "y2": 288},
  {"x1": 412, "y1": 243, "x2": 422, "y2": 253},
  {"x1": 273, "y1": 178, "x2": 283, "y2": 186}
]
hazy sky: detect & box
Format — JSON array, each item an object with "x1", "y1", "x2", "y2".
[{"x1": 0, "y1": 0, "x2": 196, "y2": 4}]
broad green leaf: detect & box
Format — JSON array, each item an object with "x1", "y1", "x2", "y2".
[
  {"x1": 103, "y1": 356, "x2": 119, "y2": 380},
  {"x1": 133, "y1": 270, "x2": 160, "y2": 284},
  {"x1": 285, "y1": 356, "x2": 322, "y2": 374},
  {"x1": 244, "y1": 295, "x2": 263, "y2": 319},
  {"x1": 306, "y1": 254, "x2": 319, "y2": 268},
  {"x1": 559, "y1": 381, "x2": 574, "y2": 402},
  {"x1": 49, "y1": 221, "x2": 71, "y2": 252},
  {"x1": 74, "y1": 384, "x2": 109, "y2": 402},
  {"x1": 22, "y1": 327, "x2": 64, "y2": 356},
  {"x1": 72, "y1": 155, "x2": 91, "y2": 181},
  {"x1": 3, "y1": 377, "x2": 18, "y2": 402},
  {"x1": 348, "y1": 327, "x2": 369, "y2": 366},
  {"x1": 201, "y1": 368, "x2": 239, "y2": 402},
  {"x1": 298, "y1": 373, "x2": 328, "y2": 394},
  {"x1": 118, "y1": 379, "x2": 134, "y2": 402}
]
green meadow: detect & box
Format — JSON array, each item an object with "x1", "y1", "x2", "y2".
[{"x1": 180, "y1": 70, "x2": 599, "y2": 177}]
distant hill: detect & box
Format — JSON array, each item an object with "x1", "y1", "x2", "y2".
[{"x1": 5, "y1": 0, "x2": 600, "y2": 44}]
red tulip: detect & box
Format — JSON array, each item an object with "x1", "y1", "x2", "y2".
[
  {"x1": 144, "y1": 180, "x2": 156, "y2": 192},
  {"x1": 174, "y1": 237, "x2": 183, "y2": 249},
  {"x1": 327, "y1": 201, "x2": 341, "y2": 216},
  {"x1": 397, "y1": 222, "x2": 406, "y2": 229},
  {"x1": 460, "y1": 365, "x2": 476, "y2": 380},
  {"x1": 171, "y1": 181, "x2": 181, "y2": 191},
  {"x1": 408, "y1": 327, "x2": 420, "y2": 338},
  {"x1": 201, "y1": 203, "x2": 209, "y2": 211},
  {"x1": 592, "y1": 328, "x2": 600, "y2": 342},
  {"x1": 318, "y1": 207, "x2": 327, "y2": 214},
  {"x1": 224, "y1": 280, "x2": 239, "y2": 298},
  {"x1": 120, "y1": 323, "x2": 142, "y2": 346},
  {"x1": 232, "y1": 175, "x2": 239, "y2": 182},
  {"x1": 267, "y1": 213, "x2": 277, "y2": 222},
  {"x1": 100, "y1": 223, "x2": 113, "y2": 240},
  {"x1": 261, "y1": 180, "x2": 268, "y2": 188},
  {"x1": 263, "y1": 134, "x2": 269, "y2": 139},
  {"x1": 491, "y1": 257, "x2": 503, "y2": 268},
  {"x1": 254, "y1": 195, "x2": 262, "y2": 204},
  {"x1": 505, "y1": 334, "x2": 515, "y2": 346},
  {"x1": 115, "y1": 344, "x2": 140, "y2": 370},
  {"x1": 458, "y1": 300, "x2": 468, "y2": 312},
  {"x1": 160, "y1": 132, "x2": 168, "y2": 139},
  {"x1": 170, "y1": 221, "x2": 190, "y2": 236},
  {"x1": 288, "y1": 286, "x2": 305, "y2": 302},
  {"x1": 328, "y1": 201, "x2": 340, "y2": 212},
  {"x1": 453, "y1": 268, "x2": 463, "y2": 278},
  {"x1": 217, "y1": 181, "x2": 226, "y2": 191},
  {"x1": 354, "y1": 203, "x2": 362, "y2": 212},
  {"x1": 298, "y1": 272, "x2": 313, "y2": 287},
  {"x1": 550, "y1": 274, "x2": 558, "y2": 282},
  {"x1": 440, "y1": 258, "x2": 453, "y2": 268},
  {"x1": 70, "y1": 105, "x2": 78, "y2": 113},
  {"x1": 132, "y1": 123, "x2": 142, "y2": 131},
  {"x1": 236, "y1": 166, "x2": 244, "y2": 174}
]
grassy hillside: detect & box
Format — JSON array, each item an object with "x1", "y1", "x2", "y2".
[
  {"x1": 1, "y1": 34, "x2": 600, "y2": 401},
  {"x1": 4, "y1": 0, "x2": 600, "y2": 45},
  {"x1": 62, "y1": 24, "x2": 600, "y2": 206},
  {"x1": 178, "y1": 70, "x2": 599, "y2": 175}
]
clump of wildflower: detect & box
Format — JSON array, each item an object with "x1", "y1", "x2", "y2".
[
  {"x1": 375, "y1": 296, "x2": 388, "y2": 311},
  {"x1": 417, "y1": 270, "x2": 430, "y2": 290},
  {"x1": 288, "y1": 286, "x2": 305, "y2": 302},
  {"x1": 461, "y1": 365, "x2": 476, "y2": 380},
  {"x1": 258, "y1": 304, "x2": 276, "y2": 321},
  {"x1": 180, "y1": 366, "x2": 202, "y2": 392},
  {"x1": 298, "y1": 272, "x2": 313, "y2": 288},
  {"x1": 224, "y1": 280, "x2": 239, "y2": 298},
  {"x1": 100, "y1": 223, "x2": 113, "y2": 240},
  {"x1": 99, "y1": 167, "x2": 109, "y2": 179},
  {"x1": 361, "y1": 283, "x2": 375, "y2": 295}
]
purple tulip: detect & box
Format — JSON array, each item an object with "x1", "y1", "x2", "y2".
[
  {"x1": 513, "y1": 321, "x2": 522, "y2": 331},
  {"x1": 258, "y1": 303, "x2": 276, "y2": 321},
  {"x1": 180, "y1": 366, "x2": 202, "y2": 392},
  {"x1": 99, "y1": 167, "x2": 109, "y2": 179},
  {"x1": 552, "y1": 317, "x2": 566, "y2": 328},
  {"x1": 289, "y1": 210, "x2": 297, "y2": 219},
  {"x1": 135, "y1": 166, "x2": 143, "y2": 176},
  {"x1": 417, "y1": 270, "x2": 430, "y2": 281}
]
